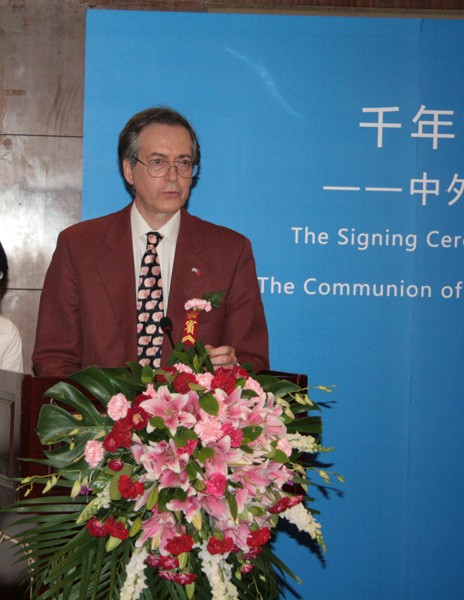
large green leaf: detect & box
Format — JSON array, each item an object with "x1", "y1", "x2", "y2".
[
  {"x1": 286, "y1": 415, "x2": 323, "y2": 434},
  {"x1": 255, "y1": 375, "x2": 301, "y2": 396},
  {"x1": 43, "y1": 380, "x2": 106, "y2": 423},
  {"x1": 68, "y1": 366, "x2": 118, "y2": 406}
]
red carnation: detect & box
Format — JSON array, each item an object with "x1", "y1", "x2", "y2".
[
  {"x1": 214, "y1": 367, "x2": 232, "y2": 376},
  {"x1": 230, "y1": 364, "x2": 249, "y2": 379},
  {"x1": 165, "y1": 534, "x2": 194, "y2": 556},
  {"x1": 103, "y1": 432, "x2": 119, "y2": 453},
  {"x1": 147, "y1": 554, "x2": 179, "y2": 569},
  {"x1": 211, "y1": 372, "x2": 236, "y2": 395},
  {"x1": 107, "y1": 459, "x2": 124, "y2": 471},
  {"x1": 125, "y1": 405, "x2": 149, "y2": 431},
  {"x1": 269, "y1": 497, "x2": 291, "y2": 514},
  {"x1": 104, "y1": 516, "x2": 129, "y2": 540},
  {"x1": 155, "y1": 366, "x2": 177, "y2": 384},
  {"x1": 247, "y1": 527, "x2": 271, "y2": 548},
  {"x1": 159, "y1": 571, "x2": 197, "y2": 585},
  {"x1": 133, "y1": 392, "x2": 151, "y2": 407},
  {"x1": 177, "y1": 438, "x2": 198, "y2": 457},
  {"x1": 207, "y1": 536, "x2": 234, "y2": 555},
  {"x1": 86, "y1": 517, "x2": 106, "y2": 537},
  {"x1": 221, "y1": 424, "x2": 243, "y2": 448},
  {"x1": 173, "y1": 372, "x2": 197, "y2": 394},
  {"x1": 104, "y1": 420, "x2": 132, "y2": 452},
  {"x1": 242, "y1": 546, "x2": 263, "y2": 560},
  {"x1": 118, "y1": 474, "x2": 144, "y2": 499}
]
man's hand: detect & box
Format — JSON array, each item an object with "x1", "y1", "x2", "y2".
[{"x1": 205, "y1": 345, "x2": 237, "y2": 370}]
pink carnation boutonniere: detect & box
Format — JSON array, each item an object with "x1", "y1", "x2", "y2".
[{"x1": 184, "y1": 298, "x2": 212, "y2": 312}]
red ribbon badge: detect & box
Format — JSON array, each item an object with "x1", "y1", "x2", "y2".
[{"x1": 181, "y1": 310, "x2": 200, "y2": 346}]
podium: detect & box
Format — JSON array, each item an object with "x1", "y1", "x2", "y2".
[{"x1": 0, "y1": 370, "x2": 61, "y2": 506}]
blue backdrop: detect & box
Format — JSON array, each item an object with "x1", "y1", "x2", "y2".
[{"x1": 83, "y1": 12, "x2": 464, "y2": 600}]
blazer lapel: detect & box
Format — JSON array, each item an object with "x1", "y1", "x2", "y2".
[{"x1": 96, "y1": 203, "x2": 137, "y2": 360}]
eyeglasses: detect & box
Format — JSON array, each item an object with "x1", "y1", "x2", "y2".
[{"x1": 133, "y1": 156, "x2": 198, "y2": 179}]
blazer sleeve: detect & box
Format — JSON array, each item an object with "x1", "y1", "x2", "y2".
[
  {"x1": 221, "y1": 237, "x2": 269, "y2": 373},
  {"x1": 32, "y1": 231, "x2": 83, "y2": 376}
]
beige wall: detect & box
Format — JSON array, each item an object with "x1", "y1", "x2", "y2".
[{"x1": 1, "y1": 0, "x2": 462, "y2": 374}]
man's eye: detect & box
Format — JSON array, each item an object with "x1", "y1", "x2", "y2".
[
  {"x1": 178, "y1": 160, "x2": 192, "y2": 167},
  {"x1": 151, "y1": 158, "x2": 164, "y2": 166}
]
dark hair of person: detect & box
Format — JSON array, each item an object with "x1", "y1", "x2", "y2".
[
  {"x1": 118, "y1": 106, "x2": 201, "y2": 172},
  {"x1": 0, "y1": 241, "x2": 8, "y2": 289}
]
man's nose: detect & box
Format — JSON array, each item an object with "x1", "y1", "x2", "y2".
[{"x1": 166, "y1": 163, "x2": 179, "y2": 181}]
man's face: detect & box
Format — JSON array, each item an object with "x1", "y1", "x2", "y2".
[{"x1": 123, "y1": 124, "x2": 194, "y2": 228}]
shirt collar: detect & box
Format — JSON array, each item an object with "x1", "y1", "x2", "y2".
[{"x1": 131, "y1": 203, "x2": 181, "y2": 244}]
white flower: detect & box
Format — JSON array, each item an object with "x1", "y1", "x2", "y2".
[
  {"x1": 198, "y1": 543, "x2": 239, "y2": 600},
  {"x1": 286, "y1": 432, "x2": 317, "y2": 452},
  {"x1": 97, "y1": 482, "x2": 111, "y2": 509},
  {"x1": 120, "y1": 547, "x2": 149, "y2": 600},
  {"x1": 282, "y1": 503, "x2": 322, "y2": 539}
]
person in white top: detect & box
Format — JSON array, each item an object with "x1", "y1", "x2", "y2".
[{"x1": 0, "y1": 242, "x2": 23, "y2": 372}]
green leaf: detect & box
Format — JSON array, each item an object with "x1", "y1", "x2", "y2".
[
  {"x1": 286, "y1": 416, "x2": 323, "y2": 434},
  {"x1": 150, "y1": 416, "x2": 167, "y2": 430},
  {"x1": 241, "y1": 425, "x2": 263, "y2": 443},
  {"x1": 109, "y1": 465, "x2": 133, "y2": 501},
  {"x1": 255, "y1": 375, "x2": 301, "y2": 397},
  {"x1": 198, "y1": 392, "x2": 219, "y2": 416},
  {"x1": 267, "y1": 449, "x2": 289, "y2": 463},
  {"x1": 67, "y1": 366, "x2": 116, "y2": 406},
  {"x1": 196, "y1": 447, "x2": 215, "y2": 463},
  {"x1": 201, "y1": 290, "x2": 226, "y2": 309},
  {"x1": 141, "y1": 364, "x2": 154, "y2": 384},
  {"x1": 226, "y1": 491, "x2": 238, "y2": 521}
]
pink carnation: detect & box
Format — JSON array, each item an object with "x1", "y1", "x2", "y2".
[
  {"x1": 205, "y1": 473, "x2": 227, "y2": 497},
  {"x1": 221, "y1": 424, "x2": 243, "y2": 448},
  {"x1": 174, "y1": 363, "x2": 194, "y2": 374},
  {"x1": 244, "y1": 377, "x2": 264, "y2": 396},
  {"x1": 184, "y1": 298, "x2": 212, "y2": 312},
  {"x1": 241, "y1": 563, "x2": 255, "y2": 574},
  {"x1": 107, "y1": 393, "x2": 131, "y2": 421},
  {"x1": 84, "y1": 440, "x2": 104, "y2": 469},
  {"x1": 194, "y1": 416, "x2": 223, "y2": 444},
  {"x1": 276, "y1": 438, "x2": 292, "y2": 457},
  {"x1": 196, "y1": 372, "x2": 214, "y2": 391}
]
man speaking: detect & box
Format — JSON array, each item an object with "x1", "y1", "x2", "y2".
[{"x1": 33, "y1": 107, "x2": 269, "y2": 377}]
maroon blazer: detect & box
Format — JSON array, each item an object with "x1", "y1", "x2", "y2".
[{"x1": 33, "y1": 204, "x2": 269, "y2": 377}]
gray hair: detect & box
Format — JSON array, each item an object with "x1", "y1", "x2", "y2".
[{"x1": 118, "y1": 106, "x2": 201, "y2": 171}]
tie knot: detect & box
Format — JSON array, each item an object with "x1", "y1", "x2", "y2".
[{"x1": 147, "y1": 232, "x2": 162, "y2": 247}]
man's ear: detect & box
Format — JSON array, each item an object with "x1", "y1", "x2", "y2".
[{"x1": 123, "y1": 159, "x2": 135, "y2": 185}]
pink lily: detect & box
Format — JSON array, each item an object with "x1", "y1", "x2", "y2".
[
  {"x1": 136, "y1": 507, "x2": 179, "y2": 553},
  {"x1": 140, "y1": 386, "x2": 196, "y2": 434}
]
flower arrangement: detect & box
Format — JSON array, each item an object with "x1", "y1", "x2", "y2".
[{"x1": 5, "y1": 304, "x2": 340, "y2": 600}]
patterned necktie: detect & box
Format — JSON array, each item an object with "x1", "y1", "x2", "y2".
[{"x1": 137, "y1": 232, "x2": 164, "y2": 368}]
